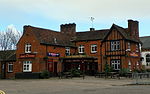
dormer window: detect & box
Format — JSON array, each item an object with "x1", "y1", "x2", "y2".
[{"x1": 25, "y1": 43, "x2": 31, "y2": 53}]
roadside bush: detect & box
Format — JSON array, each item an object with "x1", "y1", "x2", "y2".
[
  {"x1": 146, "y1": 69, "x2": 150, "y2": 72},
  {"x1": 119, "y1": 68, "x2": 130, "y2": 76},
  {"x1": 40, "y1": 70, "x2": 51, "y2": 79},
  {"x1": 132, "y1": 69, "x2": 141, "y2": 73},
  {"x1": 69, "y1": 69, "x2": 81, "y2": 77},
  {"x1": 140, "y1": 69, "x2": 147, "y2": 73},
  {"x1": 104, "y1": 63, "x2": 113, "y2": 74}
]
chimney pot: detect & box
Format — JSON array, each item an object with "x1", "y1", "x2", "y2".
[{"x1": 90, "y1": 28, "x2": 95, "y2": 31}]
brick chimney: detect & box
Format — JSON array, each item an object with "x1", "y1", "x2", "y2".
[
  {"x1": 60, "y1": 23, "x2": 76, "y2": 36},
  {"x1": 23, "y1": 25, "x2": 31, "y2": 34},
  {"x1": 128, "y1": 20, "x2": 139, "y2": 40}
]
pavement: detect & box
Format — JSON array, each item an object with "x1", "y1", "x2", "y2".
[{"x1": 0, "y1": 76, "x2": 150, "y2": 94}]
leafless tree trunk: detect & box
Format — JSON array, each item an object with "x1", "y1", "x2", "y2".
[{"x1": 0, "y1": 28, "x2": 21, "y2": 51}]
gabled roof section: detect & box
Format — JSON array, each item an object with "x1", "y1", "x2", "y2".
[
  {"x1": 74, "y1": 29, "x2": 109, "y2": 41},
  {"x1": 27, "y1": 26, "x2": 75, "y2": 47},
  {"x1": 140, "y1": 36, "x2": 150, "y2": 49},
  {"x1": 0, "y1": 50, "x2": 16, "y2": 61},
  {"x1": 102, "y1": 24, "x2": 141, "y2": 43}
]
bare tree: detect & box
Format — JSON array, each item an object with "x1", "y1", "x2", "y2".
[{"x1": 0, "y1": 26, "x2": 21, "y2": 51}]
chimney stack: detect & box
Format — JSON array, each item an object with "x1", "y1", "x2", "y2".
[
  {"x1": 60, "y1": 23, "x2": 76, "y2": 36},
  {"x1": 128, "y1": 19, "x2": 139, "y2": 40}
]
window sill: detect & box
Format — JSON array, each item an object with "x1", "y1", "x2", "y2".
[
  {"x1": 23, "y1": 71, "x2": 32, "y2": 73},
  {"x1": 7, "y1": 71, "x2": 13, "y2": 73},
  {"x1": 91, "y1": 52, "x2": 97, "y2": 54},
  {"x1": 25, "y1": 52, "x2": 32, "y2": 54}
]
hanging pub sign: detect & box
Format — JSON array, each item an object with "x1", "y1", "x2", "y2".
[
  {"x1": 47, "y1": 53, "x2": 60, "y2": 57},
  {"x1": 20, "y1": 54, "x2": 36, "y2": 58},
  {"x1": 130, "y1": 52, "x2": 139, "y2": 57}
]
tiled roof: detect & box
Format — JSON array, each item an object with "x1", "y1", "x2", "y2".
[
  {"x1": 140, "y1": 36, "x2": 150, "y2": 49},
  {"x1": 76, "y1": 24, "x2": 140, "y2": 43},
  {"x1": 0, "y1": 50, "x2": 16, "y2": 61},
  {"x1": 74, "y1": 29, "x2": 109, "y2": 41},
  {"x1": 28, "y1": 26, "x2": 75, "y2": 47},
  {"x1": 26, "y1": 23, "x2": 140, "y2": 47},
  {"x1": 112, "y1": 24, "x2": 141, "y2": 43}
]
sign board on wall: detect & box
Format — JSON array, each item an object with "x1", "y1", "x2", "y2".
[
  {"x1": 47, "y1": 53, "x2": 60, "y2": 57},
  {"x1": 20, "y1": 54, "x2": 36, "y2": 58}
]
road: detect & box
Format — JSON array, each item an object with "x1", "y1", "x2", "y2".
[{"x1": 0, "y1": 77, "x2": 150, "y2": 94}]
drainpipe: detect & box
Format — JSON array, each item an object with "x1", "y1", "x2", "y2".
[
  {"x1": 46, "y1": 45, "x2": 48, "y2": 71},
  {"x1": 100, "y1": 42, "x2": 103, "y2": 72}
]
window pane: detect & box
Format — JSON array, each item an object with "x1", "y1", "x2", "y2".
[
  {"x1": 146, "y1": 54, "x2": 150, "y2": 62},
  {"x1": 23, "y1": 61, "x2": 32, "y2": 72},
  {"x1": 111, "y1": 60, "x2": 120, "y2": 70},
  {"x1": 8, "y1": 63, "x2": 13, "y2": 72}
]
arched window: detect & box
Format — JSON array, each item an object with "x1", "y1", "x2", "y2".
[{"x1": 146, "y1": 54, "x2": 150, "y2": 66}]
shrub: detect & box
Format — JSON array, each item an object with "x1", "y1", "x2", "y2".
[
  {"x1": 140, "y1": 69, "x2": 147, "y2": 73},
  {"x1": 40, "y1": 70, "x2": 51, "y2": 79},
  {"x1": 104, "y1": 63, "x2": 112, "y2": 74},
  {"x1": 133, "y1": 69, "x2": 141, "y2": 73},
  {"x1": 119, "y1": 68, "x2": 130, "y2": 76},
  {"x1": 146, "y1": 69, "x2": 150, "y2": 72},
  {"x1": 69, "y1": 69, "x2": 81, "y2": 77}
]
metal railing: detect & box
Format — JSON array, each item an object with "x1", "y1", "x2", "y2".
[{"x1": 132, "y1": 72, "x2": 150, "y2": 84}]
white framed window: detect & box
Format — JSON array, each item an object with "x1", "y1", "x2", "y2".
[
  {"x1": 91, "y1": 44, "x2": 97, "y2": 53},
  {"x1": 25, "y1": 43, "x2": 31, "y2": 53},
  {"x1": 78, "y1": 45, "x2": 84, "y2": 53},
  {"x1": 146, "y1": 54, "x2": 150, "y2": 66},
  {"x1": 136, "y1": 61, "x2": 139, "y2": 69},
  {"x1": 8, "y1": 63, "x2": 13, "y2": 72},
  {"x1": 136, "y1": 44, "x2": 139, "y2": 52},
  {"x1": 111, "y1": 41, "x2": 120, "y2": 51},
  {"x1": 23, "y1": 61, "x2": 32, "y2": 72},
  {"x1": 65, "y1": 47, "x2": 70, "y2": 56},
  {"x1": 127, "y1": 42, "x2": 131, "y2": 51},
  {"x1": 111, "y1": 60, "x2": 120, "y2": 70},
  {"x1": 128, "y1": 61, "x2": 131, "y2": 71}
]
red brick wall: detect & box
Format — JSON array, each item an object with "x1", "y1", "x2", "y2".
[
  {"x1": 5, "y1": 62, "x2": 15, "y2": 79},
  {"x1": 75, "y1": 40, "x2": 103, "y2": 72},
  {"x1": 15, "y1": 26, "x2": 76, "y2": 74},
  {"x1": 15, "y1": 26, "x2": 42, "y2": 73}
]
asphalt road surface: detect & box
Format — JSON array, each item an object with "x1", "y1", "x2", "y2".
[{"x1": 0, "y1": 77, "x2": 150, "y2": 94}]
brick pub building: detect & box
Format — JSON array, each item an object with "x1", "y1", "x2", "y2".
[{"x1": 0, "y1": 20, "x2": 142, "y2": 78}]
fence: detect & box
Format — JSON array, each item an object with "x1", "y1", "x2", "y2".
[{"x1": 132, "y1": 72, "x2": 150, "y2": 84}]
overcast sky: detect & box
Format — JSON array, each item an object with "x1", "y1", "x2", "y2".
[{"x1": 0, "y1": 0, "x2": 150, "y2": 36}]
